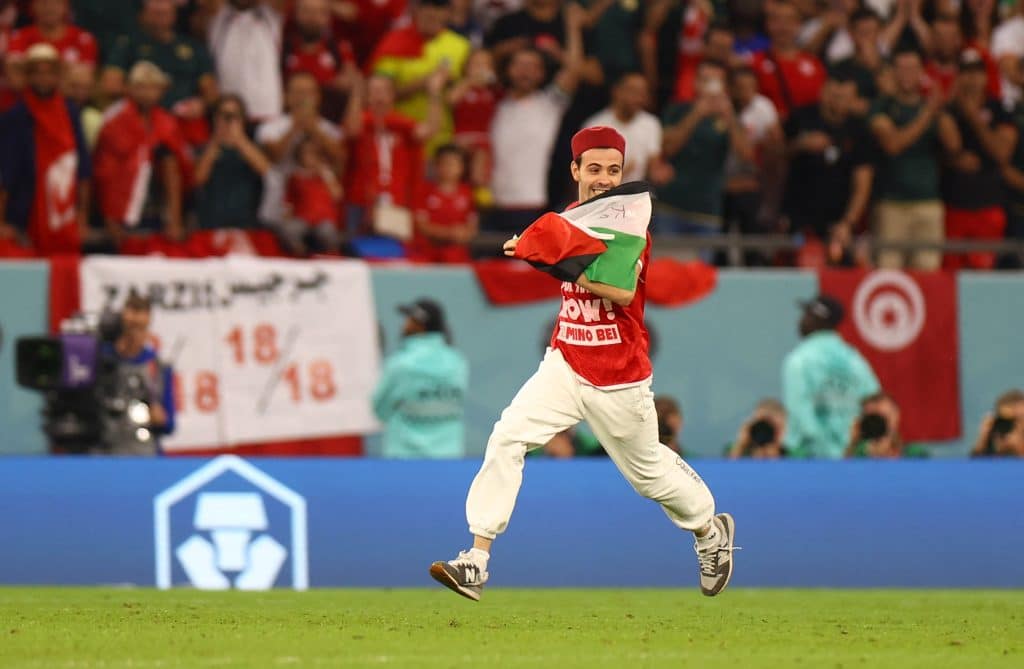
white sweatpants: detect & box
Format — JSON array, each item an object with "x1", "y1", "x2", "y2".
[{"x1": 466, "y1": 348, "x2": 715, "y2": 539}]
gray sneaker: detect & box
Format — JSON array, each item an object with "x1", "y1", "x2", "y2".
[
  {"x1": 429, "y1": 551, "x2": 489, "y2": 601},
  {"x1": 695, "y1": 512, "x2": 736, "y2": 596}
]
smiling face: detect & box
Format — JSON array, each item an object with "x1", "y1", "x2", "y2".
[{"x1": 571, "y1": 147, "x2": 624, "y2": 203}]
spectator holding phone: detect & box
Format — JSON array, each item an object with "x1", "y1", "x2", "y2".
[
  {"x1": 844, "y1": 392, "x2": 928, "y2": 459},
  {"x1": 728, "y1": 398, "x2": 789, "y2": 459},
  {"x1": 970, "y1": 389, "x2": 1024, "y2": 458}
]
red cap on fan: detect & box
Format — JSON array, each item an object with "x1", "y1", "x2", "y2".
[{"x1": 571, "y1": 126, "x2": 626, "y2": 161}]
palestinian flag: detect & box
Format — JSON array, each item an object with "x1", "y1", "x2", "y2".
[{"x1": 513, "y1": 182, "x2": 652, "y2": 290}]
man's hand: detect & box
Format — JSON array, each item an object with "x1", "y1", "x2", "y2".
[
  {"x1": 425, "y1": 67, "x2": 448, "y2": 98},
  {"x1": 171, "y1": 97, "x2": 205, "y2": 120},
  {"x1": 0, "y1": 221, "x2": 16, "y2": 240},
  {"x1": 798, "y1": 131, "x2": 832, "y2": 153},
  {"x1": 150, "y1": 402, "x2": 168, "y2": 427},
  {"x1": 503, "y1": 235, "x2": 519, "y2": 257},
  {"x1": 647, "y1": 158, "x2": 675, "y2": 185},
  {"x1": 953, "y1": 150, "x2": 981, "y2": 172}
]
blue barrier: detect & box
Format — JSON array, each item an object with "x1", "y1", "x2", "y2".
[{"x1": 2, "y1": 457, "x2": 1022, "y2": 588}]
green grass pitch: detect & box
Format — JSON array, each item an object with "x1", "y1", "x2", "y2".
[{"x1": 1, "y1": 588, "x2": 1021, "y2": 668}]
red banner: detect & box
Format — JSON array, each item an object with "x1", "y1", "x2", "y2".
[{"x1": 819, "y1": 269, "x2": 960, "y2": 441}]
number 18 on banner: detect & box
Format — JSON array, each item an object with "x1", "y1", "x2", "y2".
[{"x1": 224, "y1": 324, "x2": 337, "y2": 410}]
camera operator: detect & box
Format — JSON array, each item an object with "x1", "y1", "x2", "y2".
[
  {"x1": 100, "y1": 292, "x2": 176, "y2": 455},
  {"x1": 728, "y1": 398, "x2": 789, "y2": 460},
  {"x1": 844, "y1": 392, "x2": 928, "y2": 459},
  {"x1": 970, "y1": 389, "x2": 1024, "y2": 458}
]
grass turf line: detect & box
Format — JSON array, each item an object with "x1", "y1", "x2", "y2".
[{"x1": 0, "y1": 588, "x2": 1021, "y2": 668}]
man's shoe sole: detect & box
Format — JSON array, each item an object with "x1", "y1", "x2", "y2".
[
  {"x1": 429, "y1": 562, "x2": 482, "y2": 602},
  {"x1": 702, "y1": 512, "x2": 736, "y2": 597}
]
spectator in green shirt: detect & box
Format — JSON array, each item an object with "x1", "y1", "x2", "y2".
[
  {"x1": 72, "y1": 0, "x2": 140, "y2": 61},
  {"x1": 100, "y1": 0, "x2": 218, "y2": 136},
  {"x1": 844, "y1": 391, "x2": 929, "y2": 459},
  {"x1": 655, "y1": 59, "x2": 753, "y2": 247},
  {"x1": 193, "y1": 94, "x2": 270, "y2": 230},
  {"x1": 869, "y1": 48, "x2": 961, "y2": 271}
]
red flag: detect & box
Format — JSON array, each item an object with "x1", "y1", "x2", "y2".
[
  {"x1": 473, "y1": 258, "x2": 718, "y2": 308},
  {"x1": 819, "y1": 269, "x2": 960, "y2": 441},
  {"x1": 512, "y1": 211, "x2": 609, "y2": 282},
  {"x1": 472, "y1": 259, "x2": 563, "y2": 305}
]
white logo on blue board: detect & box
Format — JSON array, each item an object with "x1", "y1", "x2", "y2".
[{"x1": 153, "y1": 456, "x2": 308, "y2": 590}]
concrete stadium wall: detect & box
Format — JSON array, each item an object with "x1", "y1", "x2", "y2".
[
  {"x1": 0, "y1": 262, "x2": 48, "y2": 455},
  {"x1": 1, "y1": 262, "x2": 1021, "y2": 456},
  {"x1": 1, "y1": 457, "x2": 1021, "y2": 588}
]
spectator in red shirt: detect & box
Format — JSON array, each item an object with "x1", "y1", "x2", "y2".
[
  {"x1": 0, "y1": 43, "x2": 91, "y2": 256},
  {"x1": 925, "y1": 13, "x2": 1001, "y2": 101},
  {"x1": 93, "y1": 61, "x2": 192, "y2": 244},
  {"x1": 281, "y1": 135, "x2": 343, "y2": 255},
  {"x1": 751, "y1": 0, "x2": 826, "y2": 119},
  {"x1": 447, "y1": 48, "x2": 499, "y2": 203},
  {"x1": 331, "y1": 0, "x2": 407, "y2": 67},
  {"x1": 284, "y1": 0, "x2": 358, "y2": 120},
  {"x1": 6, "y1": 0, "x2": 98, "y2": 92},
  {"x1": 343, "y1": 71, "x2": 443, "y2": 236},
  {"x1": 409, "y1": 143, "x2": 478, "y2": 263}
]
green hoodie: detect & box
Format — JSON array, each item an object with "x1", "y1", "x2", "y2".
[{"x1": 372, "y1": 332, "x2": 469, "y2": 458}]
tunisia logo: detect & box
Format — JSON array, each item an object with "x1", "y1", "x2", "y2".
[{"x1": 852, "y1": 271, "x2": 925, "y2": 351}]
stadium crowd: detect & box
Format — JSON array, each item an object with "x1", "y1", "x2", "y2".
[{"x1": 0, "y1": 0, "x2": 1022, "y2": 268}]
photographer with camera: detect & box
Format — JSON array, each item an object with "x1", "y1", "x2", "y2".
[
  {"x1": 728, "y1": 398, "x2": 789, "y2": 460},
  {"x1": 970, "y1": 389, "x2": 1024, "y2": 458},
  {"x1": 100, "y1": 292, "x2": 176, "y2": 455},
  {"x1": 844, "y1": 392, "x2": 928, "y2": 459}
]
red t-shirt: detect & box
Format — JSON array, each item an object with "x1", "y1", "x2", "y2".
[
  {"x1": 333, "y1": 0, "x2": 407, "y2": 65},
  {"x1": 8, "y1": 24, "x2": 97, "y2": 64},
  {"x1": 408, "y1": 181, "x2": 474, "y2": 262},
  {"x1": 415, "y1": 181, "x2": 474, "y2": 228},
  {"x1": 751, "y1": 50, "x2": 825, "y2": 118},
  {"x1": 672, "y1": 3, "x2": 711, "y2": 102},
  {"x1": 286, "y1": 171, "x2": 339, "y2": 225},
  {"x1": 924, "y1": 44, "x2": 1002, "y2": 101},
  {"x1": 347, "y1": 110, "x2": 422, "y2": 207},
  {"x1": 283, "y1": 38, "x2": 355, "y2": 87},
  {"x1": 550, "y1": 234, "x2": 653, "y2": 388},
  {"x1": 452, "y1": 85, "x2": 498, "y2": 146}
]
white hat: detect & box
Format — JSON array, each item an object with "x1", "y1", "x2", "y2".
[
  {"x1": 128, "y1": 61, "x2": 170, "y2": 86},
  {"x1": 25, "y1": 43, "x2": 60, "y2": 63}
]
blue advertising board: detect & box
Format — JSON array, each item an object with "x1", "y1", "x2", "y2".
[{"x1": 2, "y1": 457, "x2": 1022, "y2": 588}]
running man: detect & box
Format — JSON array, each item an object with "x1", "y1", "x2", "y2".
[{"x1": 429, "y1": 126, "x2": 735, "y2": 601}]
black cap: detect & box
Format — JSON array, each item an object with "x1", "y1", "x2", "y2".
[
  {"x1": 798, "y1": 294, "x2": 845, "y2": 328},
  {"x1": 958, "y1": 48, "x2": 986, "y2": 72},
  {"x1": 397, "y1": 298, "x2": 447, "y2": 334}
]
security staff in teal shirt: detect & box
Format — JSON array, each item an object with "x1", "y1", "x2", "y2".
[
  {"x1": 373, "y1": 299, "x2": 469, "y2": 458},
  {"x1": 782, "y1": 295, "x2": 880, "y2": 459}
]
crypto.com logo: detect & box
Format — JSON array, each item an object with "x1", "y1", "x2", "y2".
[
  {"x1": 154, "y1": 456, "x2": 308, "y2": 590},
  {"x1": 852, "y1": 270, "x2": 925, "y2": 351}
]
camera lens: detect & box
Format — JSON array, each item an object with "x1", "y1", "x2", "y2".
[
  {"x1": 992, "y1": 416, "x2": 1017, "y2": 437},
  {"x1": 749, "y1": 419, "x2": 776, "y2": 446},
  {"x1": 859, "y1": 413, "x2": 888, "y2": 440}
]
